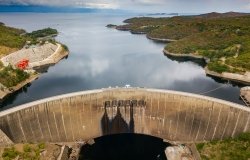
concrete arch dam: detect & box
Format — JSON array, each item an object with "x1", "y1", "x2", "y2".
[{"x1": 0, "y1": 88, "x2": 249, "y2": 145}]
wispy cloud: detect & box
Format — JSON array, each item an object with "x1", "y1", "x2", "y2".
[{"x1": 76, "y1": 2, "x2": 119, "y2": 9}]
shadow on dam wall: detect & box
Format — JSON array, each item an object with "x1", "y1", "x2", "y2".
[
  {"x1": 0, "y1": 88, "x2": 249, "y2": 145},
  {"x1": 101, "y1": 100, "x2": 136, "y2": 135}
]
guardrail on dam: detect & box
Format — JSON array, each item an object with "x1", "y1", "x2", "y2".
[{"x1": 0, "y1": 88, "x2": 249, "y2": 145}]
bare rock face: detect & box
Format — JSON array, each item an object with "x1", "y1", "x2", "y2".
[
  {"x1": 240, "y1": 87, "x2": 250, "y2": 106},
  {"x1": 165, "y1": 145, "x2": 194, "y2": 160},
  {"x1": 1, "y1": 43, "x2": 58, "y2": 67}
]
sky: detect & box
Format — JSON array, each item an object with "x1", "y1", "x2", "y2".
[{"x1": 0, "y1": 0, "x2": 250, "y2": 13}]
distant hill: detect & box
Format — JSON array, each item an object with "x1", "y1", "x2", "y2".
[
  {"x1": 195, "y1": 12, "x2": 250, "y2": 18},
  {"x1": 147, "y1": 13, "x2": 178, "y2": 16},
  {"x1": 114, "y1": 13, "x2": 250, "y2": 75}
]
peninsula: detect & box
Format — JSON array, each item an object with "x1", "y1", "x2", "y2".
[
  {"x1": 109, "y1": 12, "x2": 250, "y2": 84},
  {"x1": 0, "y1": 23, "x2": 69, "y2": 101}
]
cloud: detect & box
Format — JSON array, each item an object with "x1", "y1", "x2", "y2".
[
  {"x1": 245, "y1": 0, "x2": 250, "y2": 9},
  {"x1": 0, "y1": 0, "x2": 250, "y2": 12},
  {"x1": 0, "y1": 0, "x2": 168, "y2": 7},
  {"x1": 76, "y1": 2, "x2": 119, "y2": 9}
]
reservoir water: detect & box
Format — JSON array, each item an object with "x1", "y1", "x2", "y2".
[{"x1": 0, "y1": 13, "x2": 244, "y2": 109}]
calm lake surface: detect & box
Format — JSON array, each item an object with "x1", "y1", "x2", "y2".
[{"x1": 0, "y1": 13, "x2": 244, "y2": 110}]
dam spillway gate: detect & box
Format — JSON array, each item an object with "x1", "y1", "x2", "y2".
[{"x1": 0, "y1": 88, "x2": 249, "y2": 145}]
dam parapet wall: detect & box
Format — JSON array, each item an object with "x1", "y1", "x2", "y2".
[{"x1": 0, "y1": 88, "x2": 249, "y2": 144}]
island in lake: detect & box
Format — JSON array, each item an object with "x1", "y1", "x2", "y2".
[
  {"x1": 0, "y1": 23, "x2": 69, "y2": 101},
  {"x1": 108, "y1": 12, "x2": 250, "y2": 85}
]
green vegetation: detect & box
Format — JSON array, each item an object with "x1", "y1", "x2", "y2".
[
  {"x1": 0, "y1": 24, "x2": 27, "y2": 56},
  {"x1": 106, "y1": 24, "x2": 117, "y2": 28},
  {"x1": 0, "y1": 61, "x2": 3, "y2": 69},
  {"x1": 61, "y1": 43, "x2": 69, "y2": 51},
  {"x1": 48, "y1": 39, "x2": 57, "y2": 45},
  {"x1": 0, "y1": 24, "x2": 64, "y2": 89},
  {"x1": 2, "y1": 143, "x2": 46, "y2": 160},
  {"x1": 2, "y1": 147, "x2": 19, "y2": 160},
  {"x1": 37, "y1": 142, "x2": 45, "y2": 150},
  {"x1": 116, "y1": 14, "x2": 250, "y2": 73},
  {"x1": 0, "y1": 65, "x2": 30, "y2": 88},
  {"x1": 0, "y1": 23, "x2": 59, "y2": 57},
  {"x1": 196, "y1": 132, "x2": 250, "y2": 160},
  {"x1": 0, "y1": 23, "x2": 70, "y2": 90},
  {"x1": 207, "y1": 62, "x2": 231, "y2": 73},
  {"x1": 0, "y1": 24, "x2": 26, "y2": 49},
  {"x1": 26, "y1": 27, "x2": 58, "y2": 39}
]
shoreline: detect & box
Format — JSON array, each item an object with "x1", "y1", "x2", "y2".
[
  {"x1": 0, "y1": 74, "x2": 40, "y2": 101},
  {"x1": 0, "y1": 43, "x2": 69, "y2": 101},
  {"x1": 163, "y1": 49, "x2": 250, "y2": 85},
  {"x1": 163, "y1": 49, "x2": 210, "y2": 62},
  {"x1": 205, "y1": 67, "x2": 250, "y2": 85},
  {"x1": 114, "y1": 26, "x2": 177, "y2": 43},
  {"x1": 115, "y1": 22, "x2": 250, "y2": 85},
  {"x1": 147, "y1": 35, "x2": 177, "y2": 43}
]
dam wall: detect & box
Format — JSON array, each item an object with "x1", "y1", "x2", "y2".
[{"x1": 0, "y1": 88, "x2": 249, "y2": 144}]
